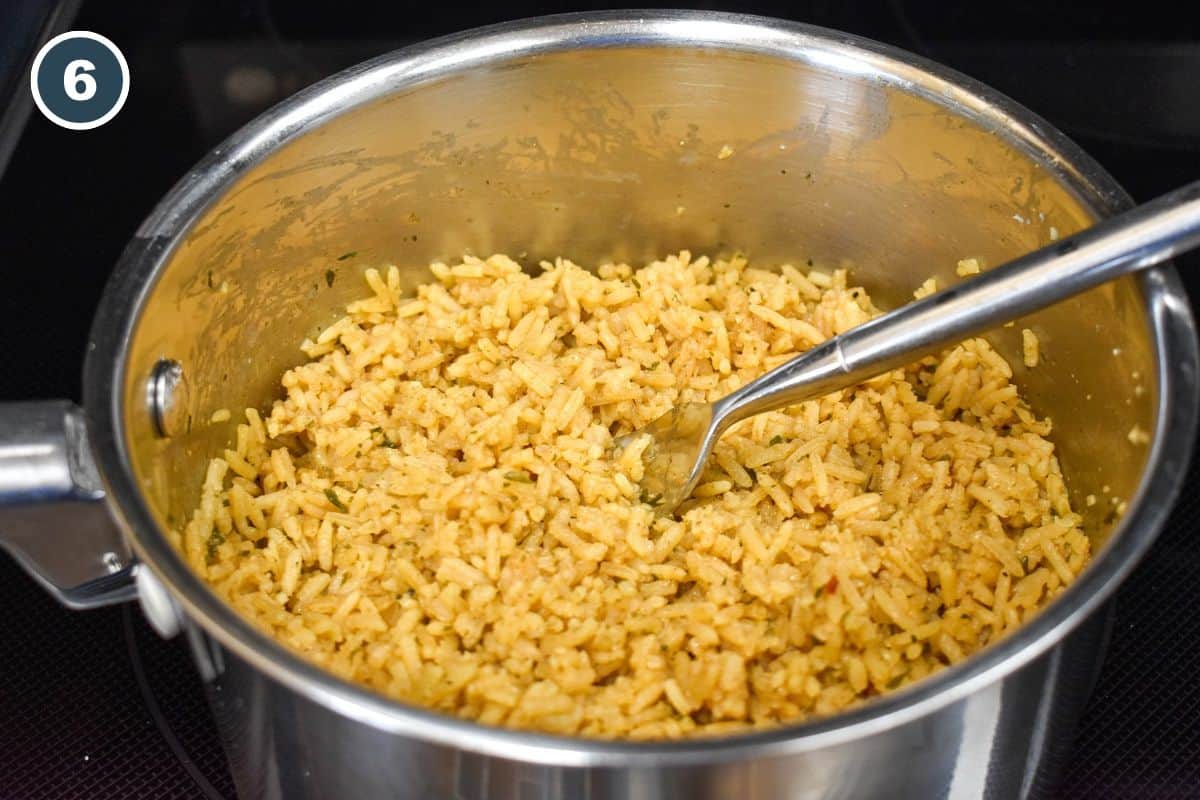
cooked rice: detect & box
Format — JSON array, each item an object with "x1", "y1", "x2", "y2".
[
  {"x1": 181, "y1": 251, "x2": 1090, "y2": 739},
  {"x1": 1022, "y1": 328, "x2": 1040, "y2": 368},
  {"x1": 955, "y1": 258, "x2": 981, "y2": 276},
  {"x1": 913, "y1": 277, "x2": 939, "y2": 299}
]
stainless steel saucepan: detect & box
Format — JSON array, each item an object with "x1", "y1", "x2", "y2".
[{"x1": 1, "y1": 12, "x2": 1195, "y2": 799}]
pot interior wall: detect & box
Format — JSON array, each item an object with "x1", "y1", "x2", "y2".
[{"x1": 121, "y1": 43, "x2": 1155, "y2": 554}]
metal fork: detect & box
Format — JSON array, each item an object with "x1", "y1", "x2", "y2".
[{"x1": 618, "y1": 180, "x2": 1200, "y2": 514}]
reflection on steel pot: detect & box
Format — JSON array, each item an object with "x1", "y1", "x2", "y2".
[{"x1": 1, "y1": 11, "x2": 1196, "y2": 800}]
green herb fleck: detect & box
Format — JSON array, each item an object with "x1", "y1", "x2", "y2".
[
  {"x1": 205, "y1": 528, "x2": 225, "y2": 563},
  {"x1": 649, "y1": 362, "x2": 660, "y2": 370},
  {"x1": 324, "y1": 487, "x2": 348, "y2": 512},
  {"x1": 887, "y1": 674, "x2": 905, "y2": 689},
  {"x1": 371, "y1": 427, "x2": 399, "y2": 448},
  {"x1": 336, "y1": 251, "x2": 357, "y2": 261},
  {"x1": 745, "y1": 467, "x2": 757, "y2": 483},
  {"x1": 325, "y1": 269, "x2": 336, "y2": 288},
  {"x1": 814, "y1": 585, "x2": 824, "y2": 598},
  {"x1": 769, "y1": 434, "x2": 785, "y2": 446},
  {"x1": 640, "y1": 489, "x2": 664, "y2": 507},
  {"x1": 206, "y1": 270, "x2": 215, "y2": 289},
  {"x1": 504, "y1": 470, "x2": 534, "y2": 483}
]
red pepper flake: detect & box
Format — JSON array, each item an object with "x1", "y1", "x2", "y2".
[{"x1": 825, "y1": 576, "x2": 839, "y2": 594}]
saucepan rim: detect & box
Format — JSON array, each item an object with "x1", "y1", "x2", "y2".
[{"x1": 82, "y1": 9, "x2": 1198, "y2": 767}]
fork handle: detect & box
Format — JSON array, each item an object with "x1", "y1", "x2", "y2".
[{"x1": 712, "y1": 179, "x2": 1200, "y2": 428}]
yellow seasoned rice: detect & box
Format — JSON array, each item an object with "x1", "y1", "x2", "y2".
[
  {"x1": 1023, "y1": 328, "x2": 1040, "y2": 368},
  {"x1": 955, "y1": 258, "x2": 981, "y2": 276},
  {"x1": 182, "y1": 252, "x2": 1091, "y2": 739}
]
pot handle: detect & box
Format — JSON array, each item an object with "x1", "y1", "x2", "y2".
[{"x1": 0, "y1": 401, "x2": 138, "y2": 609}]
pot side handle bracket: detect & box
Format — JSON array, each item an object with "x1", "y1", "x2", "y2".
[{"x1": 0, "y1": 401, "x2": 139, "y2": 609}]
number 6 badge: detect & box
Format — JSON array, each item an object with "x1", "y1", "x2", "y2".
[{"x1": 31, "y1": 31, "x2": 130, "y2": 131}]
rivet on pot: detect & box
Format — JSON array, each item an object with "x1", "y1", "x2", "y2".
[
  {"x1": 101, "y1": 552, "x2": 124, "y2": 574},
  {"x1": 148, "y1": 359, "x2": 189, "y2": 438}
]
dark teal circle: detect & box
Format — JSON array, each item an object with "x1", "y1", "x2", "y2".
[{"x1": 35, "y1": 35, "x2": 126, "y2": 125}]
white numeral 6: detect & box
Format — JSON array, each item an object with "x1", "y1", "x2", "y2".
[{"x1": 64, "y1": 59, "x2": 97, "y2": 101}]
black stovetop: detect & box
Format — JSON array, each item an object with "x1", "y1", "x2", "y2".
[{"x1": 2, "y1": 2, "x2": 1199, "y2": 798}]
